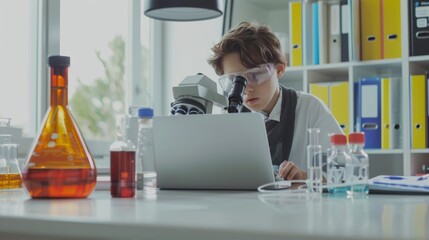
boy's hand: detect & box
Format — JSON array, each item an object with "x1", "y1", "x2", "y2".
[{"x1": 279, "y1": 160, "x2": 307, "y2": 180}]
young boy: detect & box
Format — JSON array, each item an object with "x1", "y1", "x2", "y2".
[{"x1": 208, "y1": 22, "x2": 343, "y2": 181}]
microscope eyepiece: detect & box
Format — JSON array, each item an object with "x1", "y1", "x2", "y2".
[{"x1": 227, "y1": 76, "x2": 247, "y2": 113}]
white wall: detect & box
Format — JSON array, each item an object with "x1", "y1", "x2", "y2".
[{"x1": 162, "y1": 17, "x2": 223, "y2": 115}]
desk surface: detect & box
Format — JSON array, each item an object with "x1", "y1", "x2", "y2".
[{"x1": 0, "y1": 190, "x2": 428, "y2": 240}]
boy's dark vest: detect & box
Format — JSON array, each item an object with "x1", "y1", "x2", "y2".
[{"x1": 242, "y1": 85, "x2": 297, "y2": 165}]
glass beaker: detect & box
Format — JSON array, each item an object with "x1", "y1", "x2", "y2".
[
  {"x1": 0, "y1": 134, "x2": 22, "y2": 190},
  {"x1": 22, "y1": 55, "x2": 97, "y2": 198}
]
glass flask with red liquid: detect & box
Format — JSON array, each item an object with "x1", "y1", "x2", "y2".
[
  {"x1": 22, "y1": 55, "x2": 97, "y2": 198},
  {"x1": 110, "y1": 115, "x2": 136, "y2": 198}
]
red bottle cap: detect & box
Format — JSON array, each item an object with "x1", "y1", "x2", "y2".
[
  {"x1": 349, "y1": 132, "x2": 365, "y2": 144},
  {"x1": 330, "y1": 134, "x2": 347, "y2": 145}
]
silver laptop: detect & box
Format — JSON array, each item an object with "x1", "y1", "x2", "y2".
[{"x1": 152, "y1": 112, "x2": 275, "y2": 190}]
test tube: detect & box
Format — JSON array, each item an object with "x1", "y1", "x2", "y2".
[{"x1": 307, "y1": 128, "x2": 323, "y2": 193}]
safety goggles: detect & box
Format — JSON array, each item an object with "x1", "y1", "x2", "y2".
[{"x1": 218, "y1": 63, "x2": 275, "y2": 92}]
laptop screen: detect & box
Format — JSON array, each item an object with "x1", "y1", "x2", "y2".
[{"x1": 152, "y1": 113, "x2": 275, "y2": 190}]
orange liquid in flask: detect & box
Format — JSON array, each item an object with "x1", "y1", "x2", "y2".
[
  {"x1": 0, "y1": 173, "x2": 22, "y2": 189},
  {"x1": 23, "y1": 169, "x2": 96, "y2": 198}
]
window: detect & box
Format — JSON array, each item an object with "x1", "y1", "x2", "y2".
[
  {"x1": 1, "y1": 1, "x2": 154, "y2": 166},
  {"x1": 58, "y1": 0, "x2": 154, "y2": 169},
  {"x1": 60, "y1": 0, "x2": 153, "y2": 142},
  {"x1": 60, "y1": 0, "x2": 131, "y2": 141},
  {"x1": 0, "y1": 1, "x2": 36, "y2": 136}
]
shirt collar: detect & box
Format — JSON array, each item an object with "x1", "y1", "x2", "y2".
[{"x1": 256, "y1": 87, "x2": 282, "y2": 122}]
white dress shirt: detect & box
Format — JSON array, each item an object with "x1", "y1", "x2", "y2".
[{"x1": 264, "y1": 89, "x2": 344, "y2": 170}]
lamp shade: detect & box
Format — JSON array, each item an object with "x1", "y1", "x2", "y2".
[{"x1": 144, "y1": 0, "x2": 223, "y2": 21}]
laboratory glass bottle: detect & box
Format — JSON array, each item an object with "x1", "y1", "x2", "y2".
[
  {"x1": 22, "y1": 56, "x2": 97, "y2": 198},
  {"x1": 110, "y1": 115, "x2": 136, "y2": 198},
  {"x1": 348, "y1": 132, "x2": 369, "y2": 195},
  {"x1": 327, "y1": 134, "x2": 352, "y2": 195},
  {"x1": 0, "y1": 134, "x2": 22, "y2": 190},
  {"x1": 136, "y1": 107, "x2": 157, "y2": 193},
  {"x1": 306, "y1": 128, "x2": 323, "y2": 193}
]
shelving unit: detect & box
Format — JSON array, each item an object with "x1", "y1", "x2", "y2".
[{"x1": 223, "y1": 0, "x2": 429, "y2": 177}]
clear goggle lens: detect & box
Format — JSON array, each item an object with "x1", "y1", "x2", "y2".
[{"x1": 218, "y1": 63, "x2": 275, "y2": 92}]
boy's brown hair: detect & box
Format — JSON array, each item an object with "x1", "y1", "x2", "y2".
[{"x1": 208, "y1": 21, "x2": 286, "y2": 76}]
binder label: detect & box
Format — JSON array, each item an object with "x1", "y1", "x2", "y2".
[
  {"x1": 341, "y1": 4, "x2": 349, "y2": 34},
  {"x1": 330, "y1": 5, "x2": 340, "y2": 35},
  {"x1": 416, "y1": 6, "x2": 429, "y2": 17},
  {"x1": 362, "y1": 85, "x2": 378, "y2": 118},
  {"x1": 417, "y1": 18, "x2": 428, "y2": 28}
]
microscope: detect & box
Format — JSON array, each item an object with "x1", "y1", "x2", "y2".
[
  {"x1": 170, "y1": 73, "x2": 227, "y2": 115},
  {"x1": 170, "y1": 73, "x2": 247, "y2": 115}
]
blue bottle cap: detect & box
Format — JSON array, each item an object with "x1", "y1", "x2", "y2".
[{"x1": 138, "y1": 107, "x2": 154, "y2": 118}]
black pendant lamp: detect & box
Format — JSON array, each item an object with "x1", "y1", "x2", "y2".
[{"x1": 144, "y1": 0, "x2": 223, "y2": 21}]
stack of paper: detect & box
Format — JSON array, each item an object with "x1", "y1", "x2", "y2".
[{"x1": 369, "y1": 175, "x2": 429, "y2": 193}]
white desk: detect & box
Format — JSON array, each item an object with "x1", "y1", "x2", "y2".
[{"x1": 0, "y1": 190, "x2": 428, "y2": 240}]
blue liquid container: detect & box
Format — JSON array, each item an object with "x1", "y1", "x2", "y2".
[
  {"x1": 327, "y1": 134, "x2": 352, "y2": 195},
  {"x1": 348, "y1": 132, "x2": 369, "y2": 196}
]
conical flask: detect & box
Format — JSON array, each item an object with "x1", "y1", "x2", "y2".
[{"x1": 22, "y1": 55, "x2": 97, "y2": 198}]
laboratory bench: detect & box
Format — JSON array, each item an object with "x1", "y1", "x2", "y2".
[{"x1": 0, "y1": 189, "x2": 428, "y2": 240}]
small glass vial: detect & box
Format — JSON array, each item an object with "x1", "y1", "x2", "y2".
[
  {"x1": 348, "y1": 132, "x2": 369, "y2": 196},
  {"x1": 327, "y1": 134, "x2": 352, "y2": 195},
  {"x1": 110, "y1": 115, "x2": 136, "y2": 198},
  {"x1": 136, "y1": 107, "x2": 157, "y2": 193},
  {"x1": 307, "y1": 128, "x2": 323, "y2": 193}
]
